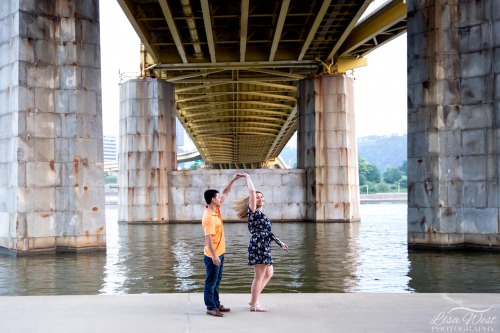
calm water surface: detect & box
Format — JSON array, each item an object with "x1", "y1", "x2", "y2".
[{"x1": 1, "y1": 203, "x2": 499, "y2": 295}]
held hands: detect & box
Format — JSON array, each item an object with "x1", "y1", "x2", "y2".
[
  {"x1": 232, "y1": 173, "x2": 245, "y2": 182},
  {"x1": 234, "y1": 172, "x2": 249, "y2": 179}
]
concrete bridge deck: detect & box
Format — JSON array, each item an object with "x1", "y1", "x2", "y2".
[{"x1": 1, "y1": 293, "x2": 498, "y2": 333}]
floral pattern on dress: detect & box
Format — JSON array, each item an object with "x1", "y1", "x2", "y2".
[{"x1": 247, "y1": 207, "x2": 273, "y2": 265}]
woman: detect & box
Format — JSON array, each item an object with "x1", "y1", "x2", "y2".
[{"x1": 233, "y1": 173, "x2": 288, "y2": 312}]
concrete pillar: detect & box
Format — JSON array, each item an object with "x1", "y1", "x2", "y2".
[
  {"x1": 407, "y1": 0, "x2": 500, "y2": 249},
  {"x1": 297, "y1": 74, "x2": 360, "y2": 222},
  {"x1": 0, "y1": 0, "x2": 105, "y2": 254},
  {"x1": 118, "y1": 79, "x2": 176, "y2": 223}
]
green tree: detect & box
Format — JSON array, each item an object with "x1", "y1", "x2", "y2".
[
  {"x1": 358, "y1": 157, "x2": 381, "y2": 184},
  {"x1": 189, "y1": 162, "x2": 201, "y2": 170},
  {"x1": 375, "y1": 182, "x2": 389, "y2": 192},
  {"x1": 399, "y1": 175, "x2": 407, "y2": 188},
  {"x1": 104, "y1": 174, "x2": 118, "y2": 184},
  {"x1": 366, "y1": 164, "x2": 381, "y2": 183},
  {"x1": 399, "y1": 160, "x2": 407, "y2": 176},
  {"x1": 383, "y1": 166, "x2": 404, "y2": 184},
  {"x1": 359, "y1": 173, "x2": 367, "y2": 186},
  {"x1": 358, "y1": 157, "x2": 369, "y2": 185}
]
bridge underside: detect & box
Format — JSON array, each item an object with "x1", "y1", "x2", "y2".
[{"x1": 118, "y1": 0, "x2": 407, "y2": 168}]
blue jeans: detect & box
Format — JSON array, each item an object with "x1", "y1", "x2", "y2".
[{"x1": 204, "y1": 254, "x2": 224, "y2": 310}]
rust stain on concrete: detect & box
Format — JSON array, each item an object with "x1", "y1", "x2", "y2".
[{"x1": 73, "y1": 156, "x2": 79, "y2": 177}]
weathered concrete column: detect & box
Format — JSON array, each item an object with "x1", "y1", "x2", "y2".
[
  {"x1": 118, "y1": 79, "x2": 176, "y2": 223},
  {"x1": 297, "y1": 74, "x2": 360, "y2": 222},
  {"x1": 407, "y1": 0, "x2": 500, "y2": 249},
  {"x1": 0, "y1": 1, "x2": 105, "y2": 254}
]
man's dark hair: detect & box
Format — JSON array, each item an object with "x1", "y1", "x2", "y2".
[{"x1": 204, "y1": 189, "x2": 219, "y2": 205}]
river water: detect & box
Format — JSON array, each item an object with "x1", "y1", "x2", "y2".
[{"x1": 1, "y1": 203, "x2": 499, "y2": 295}]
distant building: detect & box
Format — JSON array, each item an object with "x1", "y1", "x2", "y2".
[
  {"x1": 103, "y1": 136, "x2": 118, "y2": 162},
  {"x1": 176, "y1": 118, "x2": 185, "y2": 152},
  {"x1": 105, "y1": 120, "x2": 186, "y2": 162}
]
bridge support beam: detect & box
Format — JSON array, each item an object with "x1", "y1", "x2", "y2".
[
  {"x1": 407, "y1": 0, "x2": 500, "y2": 250},
  {"x1": 0, "y1": 0, "x2": 106, "y2": 254},
  {"x1": 297, "y1": 74, "x2": 360, "y2": 222},
  {"x1": 118, "y1": 79, "x2": 176, "y2": 223}
]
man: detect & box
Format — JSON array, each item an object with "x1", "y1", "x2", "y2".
[{"x1": 202, "y1": 173, "x2": 244, "y2": 317}]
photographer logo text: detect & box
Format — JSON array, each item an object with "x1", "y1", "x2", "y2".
[{"x1": 430, "y1": 307, "x2": 496, "y2": 332}]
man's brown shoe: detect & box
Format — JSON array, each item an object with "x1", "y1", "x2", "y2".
[
  {"x1": 206, "y1": 309, "x2": 223, "y2": 317},
  {"x1": 218, "y1": 305, "x2": 230, "y2": 312}
]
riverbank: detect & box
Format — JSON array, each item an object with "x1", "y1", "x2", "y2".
[
  {"x1": 360, "y1": 192, "x2": 407, "y2": 203},
  {"x1": 105, "y1": 193, "x2": 408, "y2": 205}
]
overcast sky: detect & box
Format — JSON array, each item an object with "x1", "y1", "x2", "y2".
[{"x1": 99, "y1": 0, "x2": 407, "y2": 141}]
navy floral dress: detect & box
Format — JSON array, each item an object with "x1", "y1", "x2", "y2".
[{"x1": 247, "y1": 207, "x2": 274, "y2": 265}]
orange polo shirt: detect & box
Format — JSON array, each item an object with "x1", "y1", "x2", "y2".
[{"x1": 202, "y1": 206, "x2": 226, "y2": 257}]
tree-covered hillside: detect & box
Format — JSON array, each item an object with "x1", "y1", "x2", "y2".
[
  {"x1": 357, "y1": 134, "x2": 407, "y2": 172},
  {"x1": 279, "y1": 134, "x2": 407, "y2": 172}
]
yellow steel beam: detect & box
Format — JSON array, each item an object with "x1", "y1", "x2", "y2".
[
  {"x1": 158, "y1": 0, "x2": 188, "y2": 63},
  {"x1": 198, "y1": 137, "x2": 233, "y2": 144},
  {"x1": 337, "y1": 57, "x2": 368, "y2": 72},
  {"x1": 339, "y1": 0, "x2": 407, "y2": 57},
  {"x1": 154, "y1": 60, "x2": 317, "y2": 70},
  {"x1": 298, "y1": 0, "x2": 331, "y2": 61},
  {"x1": 243, "y1": 91, "x2": 296, "y2": 101},
  {"x1": 328, "y1": 0, "x2": 372, "y2": 62},
  {"x1": 200, "y1": 0, "x2": 216, "y2": 63},
  {"x1": 180, "y1": 100, "x2": 294, "y2": 111},
  {"x1": 182, "y1": 108, "x2": 291, "y2": 118},
  {"x1": 242, "y1": 81, "x2": 297, "y2": 91},
  {"x1": 240, "y1": 0, "x2": 249, "y2": 62},
  {"x1": 166, "y1": 69, "x2": 225, "y2": 82},
  {"x1": 188, "y1": 121, "x2": 282, "y2": 130},
  {"x1": 246, "y1": 68, "x2": 305, "y2": 80},
  {"x1": 174, "y1": 77, "x2": 302, "y2": 83},
  {"x1": 195, "y1": 131, "x2": 277, "y2": 138},
  {"x1": 269, "y1": 0, "x2": 290, "y2": 61},
  {"x1": 176, "y1": 92, "x2": 233, "y2": 103},
  {"x1": 176, "y1": 91, "x2": 296, "y2": 103},
  {"x1": 175, "y1": 82, "x2": 231, "y2": 93},
  {"x1": 189, "y1": 115, "x2": 285, "y2": 123}
]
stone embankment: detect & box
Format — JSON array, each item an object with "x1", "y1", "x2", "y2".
[
  {"x1": 106, "y1": 192, "x2": 408, "y2": 205},
  {"x1": 360, "y1": 193, "x2": 407, "y2": 203}
]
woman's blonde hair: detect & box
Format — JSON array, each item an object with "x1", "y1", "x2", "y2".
[
  {"x1": 233, "y1": 196, "x2": 250, "y2": 220},
  {"x1": 232, "y1": 191, "x2": 264, "y2": 220}
]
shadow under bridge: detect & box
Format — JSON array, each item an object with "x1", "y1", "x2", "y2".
[{"x1": 118, "y1": 0, "x2": 407, "y2": 169}]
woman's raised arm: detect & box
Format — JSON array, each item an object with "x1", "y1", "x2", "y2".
[{"x1": 243, "y1": 173, "x2": 256, "y2": 212}]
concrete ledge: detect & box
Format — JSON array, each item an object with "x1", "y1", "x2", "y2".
[
  {"x1": 409, "y1": 243, "x2": 500, "y2": 253},
  {"x1": 360, "y1": 193, "x2": 407, "y2": 203},
  {"x1": 0, "y1": 293, "x2": 498, "y2": 332}
]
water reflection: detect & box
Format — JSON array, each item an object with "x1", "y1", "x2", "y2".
[
  {"x1": 292, "y1": 223, "x2": 361, "y2": 292},
  {"x1": 408, "y1": 251, "x2": 500, "y2": 293},
  {"x1": 353, "y1": 203, "x2": 412, "y2": 292},
  {"x1": 99, "y1": 209, "x2": 127, "y2": 294},
  {"x1": 0, "y1": 203, "x2": 499, "y2": 295},
  {"x1": 0, "y1": 252, "x2": 106, "y2": 295}
]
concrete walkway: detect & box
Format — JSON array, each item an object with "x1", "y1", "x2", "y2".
[{"x1": 1, "y1": 293, "x2": 499, "y2": 333}]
